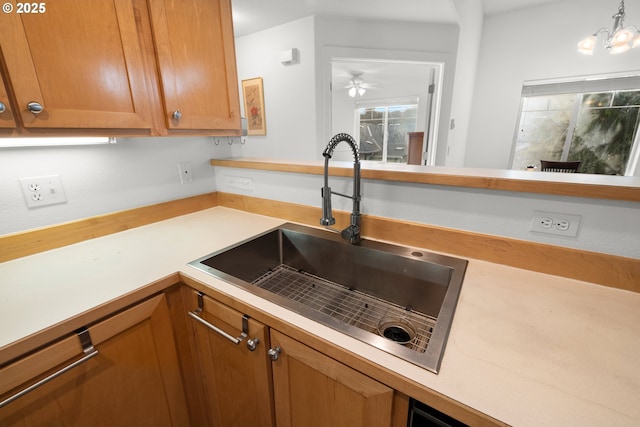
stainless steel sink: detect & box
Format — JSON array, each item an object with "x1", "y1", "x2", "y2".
[{"x1": 188, "y1": 223, "x2": 467, "y2": 373}]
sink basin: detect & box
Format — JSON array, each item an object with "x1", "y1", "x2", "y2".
[{"x1": 188, "y1": 223, "x2": 467, "y2": 373}]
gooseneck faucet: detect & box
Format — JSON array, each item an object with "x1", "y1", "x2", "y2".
[{"x1": 320, "y1": 133, "x2": 361, "y2": 244}]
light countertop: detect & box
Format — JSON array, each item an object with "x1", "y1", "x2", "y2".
[{"x1": 1, "y1": 207, "x2": 639, "y2": 426}]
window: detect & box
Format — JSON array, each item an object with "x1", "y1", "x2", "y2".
[
  {"x1": 356, "y1": 100, "x2": 418, "y2": 163},
  {"x1": 511, "y1": 75, "x2": 640, "y2": 175}
]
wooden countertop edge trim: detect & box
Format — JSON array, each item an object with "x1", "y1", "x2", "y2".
[
  {"x1": 2, "y1": 190, "x2": 637, "y2": 292},
  {"x1": 217, "y1": 192, "x2": 639, "y2": 293},
  {"x1": 179, "y1": 274, "x2": 508, "y2": 427},
  {"x1": 210, "y1": 158, "x2": 640, "y2": 202},
  {"x1": 0, "y1": 193, "x2": 219, "y2": 263}
]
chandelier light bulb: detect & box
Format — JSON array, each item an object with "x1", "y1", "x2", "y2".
[
  {"x1": 577, "y1": 0, "x2": 639, "y2": 54},
  {"x1": 577, "y1": 35, "x2": 597, "y2": 54},
  {"x1": 612, "y1": 28, "x2": 635, "y2": 45}
]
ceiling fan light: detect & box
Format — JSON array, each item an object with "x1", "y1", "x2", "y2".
[
  {"x1": 577, "y1": 35, "x2": 597, "y2": 54},
  {"x1": 348, "y1": 87, "x2": 356, "y2": 97},
  {"x1": 358, "y1": 87, "x2": 366, "y2": 96}
]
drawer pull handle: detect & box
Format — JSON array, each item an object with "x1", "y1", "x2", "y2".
[
  {"x1": 27, "y1": 101, "x2": 43, "y2": 115},
  {"x1": 188, "y1": 292, "x2": 249, "y2": 345},
  {"x1": 172, "y1": 110, "x2": 182, "y2": 120},
  {"x1": 0, "y1": 327, "x2": 98, "y2": 409}
]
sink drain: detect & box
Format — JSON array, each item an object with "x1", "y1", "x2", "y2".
[{"x1": 377, "y1": 318, "x2": 417, "y2": 344}]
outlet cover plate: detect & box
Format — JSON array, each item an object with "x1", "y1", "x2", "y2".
[
  {"x1": 530, "y1": 210, "x2": 581, "y2": 237},
  {"x1": 224, "y1": 175, "x2": 253, "y2": 191},
  {"x1": 19, "y1": 175, "x2": 67, "y2": 208},
  {"x1": 178, "y1": 162, "x2": 193, "y2": 184}
]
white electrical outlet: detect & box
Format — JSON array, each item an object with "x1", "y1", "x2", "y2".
[
  {"x1": 225, "y1": 175, "x2": 238, "y2": 188},
  {"x1": 530, "y1": 210, "x2": 581, "y2": 237},
  {"x1": 225, "y1": 175, "x2": 253, "y2": 190},
  {"x1": 178, "y1": 162, "x2": 193, "y2": 184},
  {"x1": 237, "y1": 176, "x2": 253, "y2": 190},
  {"x1": 19, "y1": 175, "x2": 67, "y2": 208}
]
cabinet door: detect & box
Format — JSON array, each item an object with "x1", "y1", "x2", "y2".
[
  {"x1": 148, "y1": 0, "x2": 241, "y2": 132},
  {"x1": 0, "y1": 72, "x2": 16, "y2": 129},
  {"x1": 0, "y1": 0, "x2": 153, "y2": 130},
  {"x1": 270, "y1": 330, "x2": 394, "y2": 427},
  {"x1": 187, "y1": 290, "x2": 274, "y2": 427},
  {"x1": 0, "y1": 294, "x2": 190, "y2": 427}
]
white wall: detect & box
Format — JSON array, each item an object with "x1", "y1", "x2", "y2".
[
  {"x1": 466, "y1": 0, "x2": 640, "y2": 170},
  {"x1": 234, "y1": 16, "x2": 318, "y2": 161},
  {"x1": 234, "y1": 15, "x2": 459, "y2": 163},
  {"x1": 0, "y1": 137, "x2": 235, "y2": 234},
  {"x1": 446, "y1": 0, "x2": 483, "y2": 167},
  {"x1": 213, "y1": 165, "x2": 640, "y2": 259},
  {"x1": 315, "y1": 17, "x2": 459, "y2": 164}
]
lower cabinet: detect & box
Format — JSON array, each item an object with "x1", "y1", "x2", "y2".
[
  {"x1": 186, "y1": 289, "x2": 275, "y2": 427},
  {"x1": 185, "y1": 288, "x2": 396, "y2": 427},
  {"x1": 0, "y1": 293, "x2": 190, "y2": 427},
  {"x1": 270, "y1": 329, "x2": 394, "y2": 427}
]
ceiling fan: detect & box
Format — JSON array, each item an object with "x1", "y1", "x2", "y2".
[{"x1": 345, "y1": 72, "x2": 376, "y2": 97}]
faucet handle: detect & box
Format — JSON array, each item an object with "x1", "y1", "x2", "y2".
[{"x1": 341, "y1": 225, "x2": 360, "y2": 244}]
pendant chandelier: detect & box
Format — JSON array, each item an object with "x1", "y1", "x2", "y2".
[{"x1": 577, "y1": 0, "x2": 640, "y2": 54}]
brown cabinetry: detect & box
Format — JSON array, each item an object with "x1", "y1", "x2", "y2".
[
  {"x1": 270, "y1": 329, "x2": 394, "y2": 427},
  {"x1": 184, "y1": 288, "x2": 396, "y2": 427},
  {"x1": 0, "y1": 0, "x2": 154, "y2": 132},
  {"x1": 0, "y1": 0, "x2": 240, "y2": 136},
  {"x1": 0, "y1": 72, "x2": 16, "y2": 130},
  {"x1": 185, "y1": 289, "x2": 275, "y2": 427},
  {"x1": 0, "y1": 293, "x2": 191, "y2": 427},
  {"x1": 148, "y1": 0, "x2": 241, "y2": 132}
]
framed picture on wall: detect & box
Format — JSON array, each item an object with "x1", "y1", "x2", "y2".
[{"x1": 241, "y1": 77, "x2": 267, "y2": 135}]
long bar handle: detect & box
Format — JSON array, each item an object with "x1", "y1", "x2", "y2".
[
  {"x1": 0, "y1": 328, "x2": 98, "y2": 409},
  {"x1": 188, "y1": 292, "x2": 248, "y2": 345}
]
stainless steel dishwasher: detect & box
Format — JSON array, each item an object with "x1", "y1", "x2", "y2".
[{"x1": 408, "y1": 399, "x2": 469, "y2": 427}]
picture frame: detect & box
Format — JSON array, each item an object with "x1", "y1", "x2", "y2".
[{"x1": 241, "y1": 77, "x2": 267, "y2": 135}]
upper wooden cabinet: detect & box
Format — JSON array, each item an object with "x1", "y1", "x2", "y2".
[
  {"x1": 0, "y1": 72, "x2": 16, "y2": 129},
  {"x1": 148, "y1": 0, "x2": 241, "y2": 132},
  {"x1": 0, "y1": 0, "x2": 240, "y2": 135},
  {"x1": 0, "y1": 0, "x2": 154, "y2": 131}
]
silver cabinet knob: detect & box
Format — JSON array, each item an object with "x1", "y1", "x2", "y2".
[
  {"x1": 246, "y1": 337, "x2": 260, "y2": 352},
  {"x1": 27, "y1": 102, "x2": 43, "y2": 115},
  {"x1": 0, "y1": 102, "x2": 5, "y2": 113},
  {"x1": 267, "y1": 346, "x2": 281, "y2": 361},
  {"x1": 172, "y1": 110, "x2": 182, "y2": 120}
]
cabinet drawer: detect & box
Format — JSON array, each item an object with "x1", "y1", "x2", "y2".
[{"x1": 0, "y1": 293, "x2": 190, "y2": 427}]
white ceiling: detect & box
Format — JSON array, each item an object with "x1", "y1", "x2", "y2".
[
  {"x1": 231, "y1": 0, "x2": 569, "y2": 88},
  {"x1": 231, "y1": 0, "x2": 567, "y2": 37}
]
